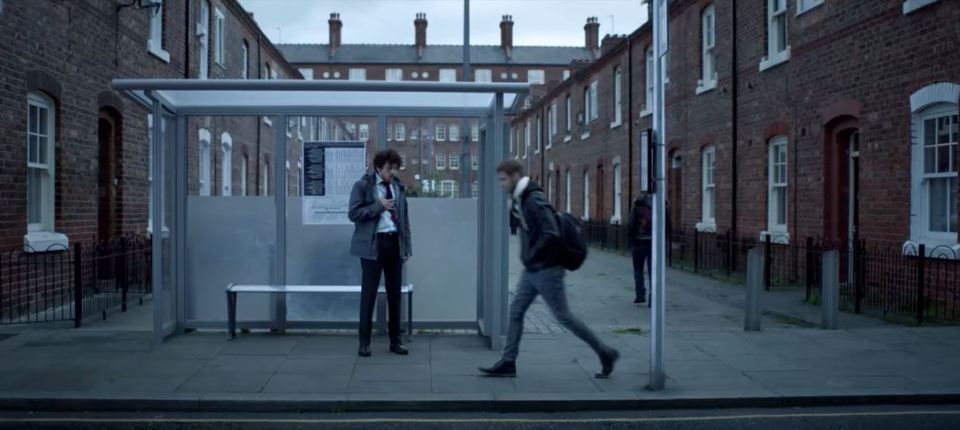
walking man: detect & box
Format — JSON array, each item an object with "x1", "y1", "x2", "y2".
[
  {"x1": 627, "y1": 193, "x2": 652, "y2": 304},
  {"x1": 479, "y1": 160, "x2": 620, "y2": 378},
  {"x1": 348, "y1": 149, "x2": 411, "y2": 357}
]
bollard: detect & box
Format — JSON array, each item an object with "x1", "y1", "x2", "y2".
[
  {"x1": 821, "y1": 249, "x2": 840, "y2": 330},
  {"x1": 745, "y1": 247, "x2": 764, "y2": 331}
]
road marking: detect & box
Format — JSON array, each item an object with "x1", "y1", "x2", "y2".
[{"x1": 0, "y1": 410, "x2": 959, "y2": 424}]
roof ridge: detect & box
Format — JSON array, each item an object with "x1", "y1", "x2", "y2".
[{"x1": 277, "y1": 43, "x2": 588, "y2": 49}]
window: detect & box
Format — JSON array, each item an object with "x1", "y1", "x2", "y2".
[
  {"x1": 475, "y1": 69, "x2": 492, "y2": 82},
  {"x1": 395, "y1": 123, "x2": 406, "y2": 141},
  {"x1": 221, "y1": 133, "x2": 232, "y2": 196},
  {"x1": 199, "y1": 129, "x2": 212, "y2": 196},
  {"x1": 240, "y1": 154, "x2": 248, "y2": 196},
  {"x1": 436, "y1": 153, "x2": 446, "y2": 170},
  {"x1": 359, "y1": 124, "x2": 369, "y2": 141},
  {"x1": 536, "y1": 115, "x2": 542, "y2": 153},
  {"x1": 298, "y1": 68, "x2": 314, "y2": 80},
  {"x1": 471, "y1": 153, "x2": 479, "y2": 170},
  {"x1": 439, "y1": 69, "x2": 457, "y2": 82},
  {"x1": 701, "y1": 146, "x2": 716, "y2": 228},
  {"x1": 612, "y1": 161, "x2": 622, "y2": 223},
  {"x1": 768, "y1": 137, "x2": 788, "y2": 233},
  {"x1": 565, "y1": 171, "x2": 572, "y2": 213},
  {"x1": 197, "y1": 0, "x2": 209, "y2": 78},
  {"x1": 450, "y1": 124, "x2": 461, "y2": 141},
  {"x1": 761, "y1": 0, "x2": 791, "y2": 71},
  {"x1": 565, "y1": 94, "x2": 572, "y2": 135},
  {"x1": 549, "y1": 104, "x2": 558, "y2": 142},
  {"x1": 26, "y1": 93, "x2": 55, "y2": 233},
  {"x1": 147, "y1": 0, "x2": 169, "y2": 61},
  {"x1": 261, "y1": 162, "x2": 269, "y2": 195},
  {"x1": 435, "y1": 124, "x2": 446, "y2": 142},
  {"x1": 583, "y1": 173, "x2": 590, "y2": 220},
  {"x1": 241, "y1": 41, "x2": 249, "y2": 79},
  {"x1": 548, "y1": 173, "x2": 555, "y2": 204},
  {"x1": 920, "y1": 105, "x2": 958, "y2": 237},
  {"x1": 590, "y1": 81, "x2": 599, "y2": 122},
  {"x1": 386, "y1": 68, "x2": 403, "y2": 81},
  {"x1": 643, "y1": 47, "x2": 654, "y2": 116},
  {"x1": 472, "y1": 124, "x2": 479, "y2": 142},
  {"x1": 798, "y1": 0, "x2": 824, "y2": 14},
  {"x1": 386, "y1": 123, "x2": 393, "y2": 141},
  {"x1": 440, "y1": 180, "x2": 457, "y2": 198},
  {"x1": 214, "y1": 8, "x2": 225, "y2": 66},
  {"x1": 471, "y1": 181, "x2": 479, "y2": 198},
  {"x1": 528, "y1": 70, "x2": 545, "y2": 84},
  {"x1": 698, "y1": 5, "x2": 718, "y2": 93},
  {"x1": 612, "y1": 67, "x2": 623, "y2": 127},
  {"x1": 270, "y1": 66, "x2": 278, "y2": 80},
  {"x1": 349, "y1": 68, "x2": 366, "y2": 81},
  {"x1": 563, "y1": 70, "x2": 570, "y2": 81},
  {"x1": 524, "y1": 121, "x2": 531, "y2": 157},
  {"x1": 449, "y1": 153, "x2": 460, "y2": 170},
  {"x1": 399, "y1": 153, "x2": 406, "y2": 170},
  {"x1": 583, "y1": 86, "x2": 590, "y2": 128}
]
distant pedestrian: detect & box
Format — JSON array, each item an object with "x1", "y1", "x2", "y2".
[
  {"x1": 479, "y1": 160, "x2": 620, "y2": 379},
  {"x1": 627, "y1": 193, "x2": 652, "y2": 304}
]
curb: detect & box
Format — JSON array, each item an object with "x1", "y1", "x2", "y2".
[{"x1": 0, "y1": 392, "x2": 959, "y2": 413}]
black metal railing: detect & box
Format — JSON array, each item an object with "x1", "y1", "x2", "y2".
[{"x1": 0, "y1": 235, "x2": 152, "y2": 326}]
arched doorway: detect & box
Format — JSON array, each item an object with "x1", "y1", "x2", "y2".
[
  {"x1": 97, "y1": 108, "x2": 122, "y2": 241},
  {"x1": 823, "y1": 117, "x2": 860, "y2": 245}
]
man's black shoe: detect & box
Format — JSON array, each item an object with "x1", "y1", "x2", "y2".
[
  {"x1": 358, "y1": 346, "x2": 371, "y2": 357},
  {"x1": 596, "y1": 348, "x2": 620, "y2": 379},
  {"x1": 634, "y1": 297, "x2": 646, "y2": 304},
  {"x1": 479, "y1": 360, "x2": 517, "y2": 377},
  {"x1": 390, "y1": 344, "x2": 409, "y2": 355}
]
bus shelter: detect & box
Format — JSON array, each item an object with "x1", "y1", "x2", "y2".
[{"x1": 112, "y1": 79, "x2": 528, "y2": 349}]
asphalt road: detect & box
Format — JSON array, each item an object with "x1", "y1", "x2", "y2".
[{"x1": 1, "y1": 405, "x2": 959, "y2": 430}]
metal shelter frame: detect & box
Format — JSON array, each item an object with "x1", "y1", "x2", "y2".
[{"x1": 111, "y1": 79, "x2": 528, "y2": 351}]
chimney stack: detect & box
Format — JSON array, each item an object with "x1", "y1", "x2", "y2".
[
  {"x1": 328, "y1": 13, "x2": 343, "y2": 57},
  {"x1": 500, "y1": 15, "x2": 514, "y2": 59},
  {"x1": 415, "y1": 13, "x2": 428, "y2": 59},
  {"x1": 601, "y1": 34, "x2": 626, "y2": 56},
  {"x1": 584, "y1": 16, "x2": 600, "y2": 56}
]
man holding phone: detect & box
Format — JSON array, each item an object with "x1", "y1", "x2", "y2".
[{"x1": 348, "y1": 149, "x2": 412, "y2": 357}]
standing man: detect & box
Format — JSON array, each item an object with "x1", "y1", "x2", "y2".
[
  {"x1": 348, "y1": 149, "x2": 411, "y2": 357},
  {"x1": 627, "y1": 193, "x2": 652, "y2": 304},
  {"x1": 479, "y1": 160, "x2": 620, "y2": 378}
]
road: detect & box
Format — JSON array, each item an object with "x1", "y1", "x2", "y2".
[{"x1": 1, "y1": 405, "x2": 958, "y2": 430}]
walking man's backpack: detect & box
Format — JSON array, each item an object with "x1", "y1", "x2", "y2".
[{"x1": 555, "y1": 212, "x2": 588, "y2": 271}]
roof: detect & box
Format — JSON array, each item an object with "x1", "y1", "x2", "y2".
[{"x1": 276, "y1": 44, "x2": 594, "y2": 66}]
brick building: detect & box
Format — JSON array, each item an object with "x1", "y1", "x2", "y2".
[
  {"x1": 512, "y1": 0, "x2": 959, "y2": 252},
  {"x1": 276, "y1": 13, "x2": 602, "y2": 197},
  {"x1": 0, "y1": 0, "x2": 301, "y2": 252}
]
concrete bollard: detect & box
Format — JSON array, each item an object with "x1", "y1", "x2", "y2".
[
  {"x1": 745, "y1": 247, "x2": 764, "y2": 331},
  {"x1": 821, "y1": 250, "x2": 840, "y2": 330}
]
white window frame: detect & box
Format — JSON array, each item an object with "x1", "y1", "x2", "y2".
[
  {"x1": 475, "y1": 69, "x2": 492, "y2": 83},
  {"x1": 797, "y1": 0, "x2": 824, "y2": 15},
  {"x1": 697, "y1": 5, "x2": 718, "y2": 94},
  {"x1": 199, "y1": 129, "x2": 212, "y2": 196},
  {"x1": 583, "y1": 172, "x2": 590, "y2": 221},
  {"x1": 549, "y1": 104, "x2": 558, "y2": 144},
  {"x1": 612, "y1": 159, "x2": 623, "y2": 224},
  {"x1": 240, "y1": 153, "x2": 248, "y2": 196},
  {"x1": 261, "y1": 162, "x2": 269, "y2": 196},
  {"x1": 909, "y1": 84, "x2": 960, "y2": 250},
  {"x1": 472, "y1": 124, "x2": 479, "y2": 142},
  {"x1": 436, "y1": 153, "x2": 446, "y2": 170},
  {"x1": 435, "y1": 124, "x2": 446, "y2": 142},
  {"x1": 564, "y1": 94, "x2": 572, "y2": 139},
  {"x1": 359, "y1": 124, "x2": 369, "y2": 141},
  {"x1": 562, "y1": 70, "x2": 571, "y2": 81},
  {"x1": 471, "y1": 153, "x2": 479, "y2": 170},
  {"x1": 565, "y1": 171, "x2": 572, "y2": 213},
  {"x1": 642, "y1": 47, "x2": 654, "y2": 117},
  {"x1": 386, "y1": 122, "x2": 394, "y2": 141},
  {"x1": 450, "y1": 124, "x2": 460, "y2": 142},
  {"x1": 767, "y1": 136, "x2": 789, "y2": 236},
  {"x1": 241, "y1": 42, "x2": 249, "y2": 79},
  {"x1": 395, "y1": 123, "x2": 406, "y2": 141},
  {"x1": 903, "y1": 0, "x2": 940, "y2": 15},
  {"x1": 386, "y1": 68, "x2": 403, "y2": 82},
  {"x1": 698, "y1": 146, "x2": 717, "y2": 231},
  {"x1": 760, "y1": 0, "x2": 791, "y2": 72},
  {"x1": 449, "y1": 153, "x2": 460, "y2": 170},
  {"x1": 528, "y1": 70, "x2": 545, "y2": 85},
  {"x1": 147, "y1": 0, "x2": 170, "y2": 62},
  {"x1": 440, "y1": 180, "x2": 456, "y2": 198},
  {"x1": 220, "y1": 133, "x2": 232, "y2": 196},
  {"x1": 535, "y1": 115, "x2": 542, "y2": 153},
  {"x1": 349, "y1": 68, "x2": 367, "y2": 81},
  {"x1": 26, "y1": 92, "x2": 56, "y2": 233},
  {"x1": 197, "y1": 0, "x2": 210, "y2": 78},
  {"x1": 214, "y1": 8, "x2": 225, "y2": 67},
  {"x1": 439, "y1": 69, "x2": 457, "y2": 82},
  {"x1": 524, "y1": 121, "x2": 531, "y2": 157},
  {"x1": 590, "y1": 81, "x2": 599, "y2": 122},
  {"x1": 298, "y1": 68, "x2": 314, "y2": 80},
  {"x1": 611, "y1": 67, "x2": 623, "y2": 128}
]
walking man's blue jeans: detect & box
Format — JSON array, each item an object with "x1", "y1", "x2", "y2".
[{"x1": 502, "y1": 267, "x2": 612, "y2": 361}]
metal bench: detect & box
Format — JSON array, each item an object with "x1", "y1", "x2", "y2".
[{"x1": 225, "y1": 284, "x2": 413, "y2": 340}]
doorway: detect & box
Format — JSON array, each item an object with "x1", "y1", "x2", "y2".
[
  {"x1": 824, "y1": 119, "x2": 860, "y2": 285},
  {"x1": 97, "y1": 109, "x2": 121, "y2": 242}
]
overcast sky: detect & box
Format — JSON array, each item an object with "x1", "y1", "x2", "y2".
[{"x1": 237, "y1": 0, "x2": 648, "y2": 47}]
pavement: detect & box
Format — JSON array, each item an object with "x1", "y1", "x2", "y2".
[{"x1": 0, "y1": 241, "x2": 958, "y2": 412}]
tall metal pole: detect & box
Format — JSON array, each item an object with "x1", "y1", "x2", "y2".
[
  {"x1": 649, "y1": 0, "x2": 668, "y2": 391},
  {"x1": 461, "y1": 0, "x2": 472, "y2": 197}
]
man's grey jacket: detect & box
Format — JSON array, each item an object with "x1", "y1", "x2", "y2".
[{"x1": 347, "y1": 173, "x2": 412, "y2": 260}]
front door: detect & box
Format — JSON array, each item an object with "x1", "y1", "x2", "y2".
[{"x1": 97, "y1": 112, "x2": 119, "y2": 241}]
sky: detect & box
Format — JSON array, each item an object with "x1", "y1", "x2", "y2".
[{"x1": 237, "y1": 0, "x2": 648, "y2": 47}]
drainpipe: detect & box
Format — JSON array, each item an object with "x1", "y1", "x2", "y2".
[{"x1": 730, "y1": 0, "x2": 738, "y2": 235}]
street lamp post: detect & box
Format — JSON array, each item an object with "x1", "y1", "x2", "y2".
[{"x1": 649, "y1": 0, "x2": 668, "y2": 391}]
